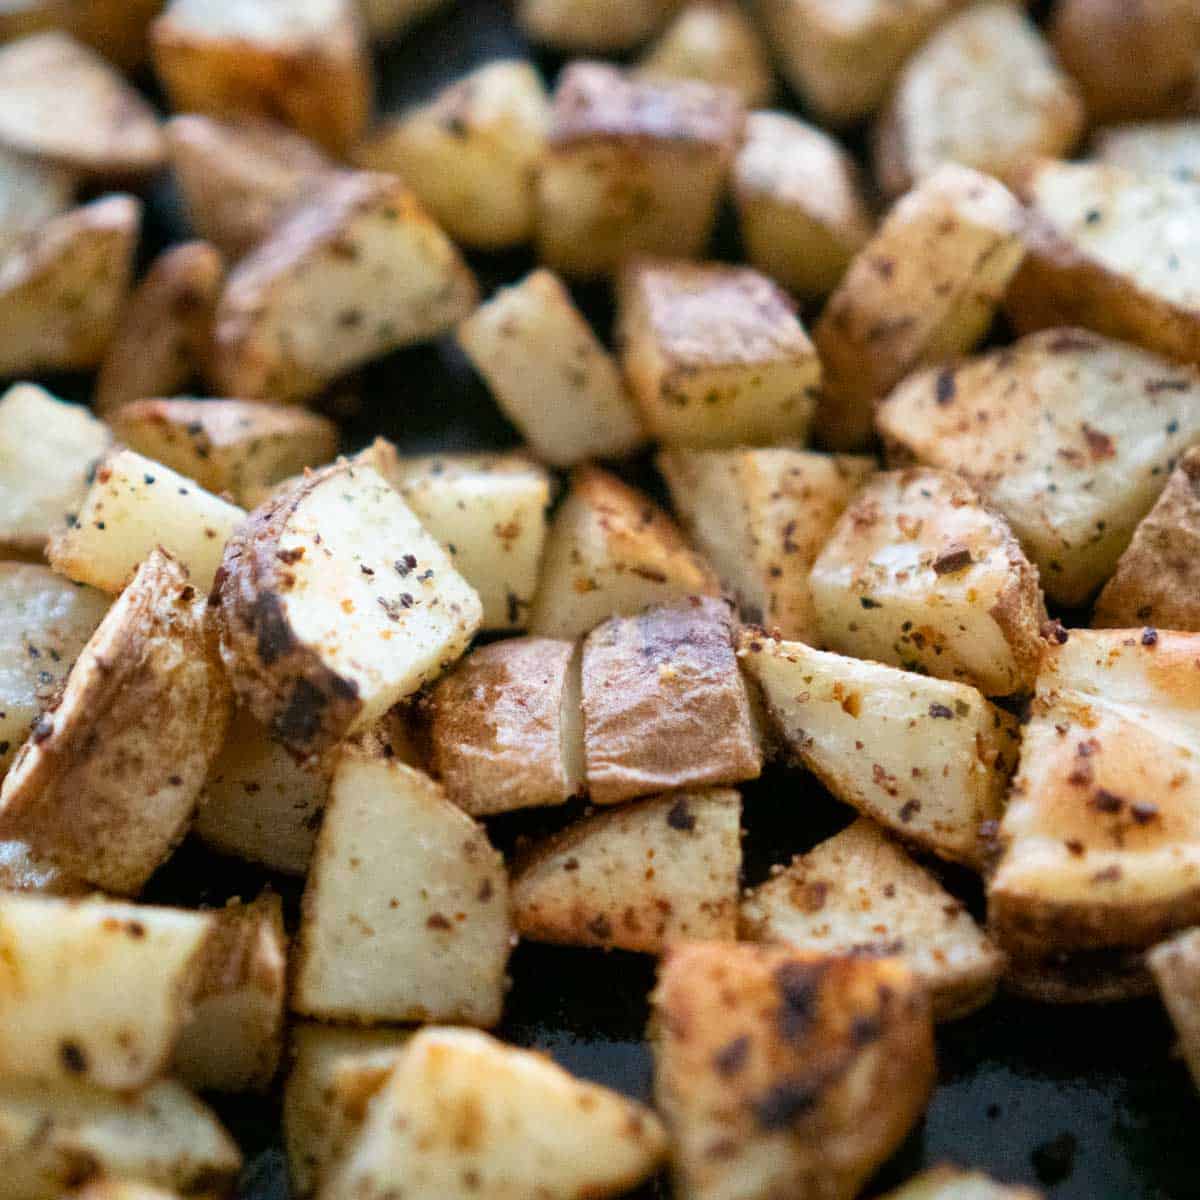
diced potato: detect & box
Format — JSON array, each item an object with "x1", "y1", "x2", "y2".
[
  {"x1": 323, "y1": 1026, "x2": 668, "y2": 1200},
  {"x1": 166, "y1": 114, "x2": 334, "y2": 260},
  {"x1": 215, "y1": 460, "x2": 481, "y2": 755},
  {"x1": 0, "y1": 194, "x2": 141, "y2": 376},
  {"x1": 0, "y1": 384, "x2": 111, "y2": 556},
  {"x1": 211, "y1": 171, "x2": 478, "y2": 404},
  {"x1": 388, "y1": 453, "x2": 550, "y2": 631},
  {"x1": 617, "y1": 258, "x2": 821, "y2": 449},
  {"x1": 1004, "y1": 161, "x2": 1200, "y2": 367},
  {"x1": 48, "y1": 448, "x2": 246, "y2": 596},
  {"x1": 582, "y1": 598, "x2": 761, "y2": 804},
  {"x1": 0, "y1": 894, "x2": 213, "y2": 1090},
  {"x1": 879, "y1": 1166, "x2": 1043, "y2": 1199},
  {"x1": 732, "y1": 111, "x2": 872, "y2": 299},
  {"x1": 813, "y1": 164, "x2": 1025, "y2": 450},
  {"x1": 457, "y1": 269, "x2": 645, "y2": 468},
  {"x1": 512, "y1": 787, "x2": 740, "y2": 954},
  {"x1": 1094, "y1": 120, "x2": 1200, "y2": 182},
  {"x1": 110, "y1": 398, "x2": 339, "y2": 509},
  {"x1": 427, "y1": 637, "x2": 582, "y2": 817},
  {"x1": 529, "y1": 466, "x2": 718, "y2": 639},
  {"x1": 1148, "y1": 928, "x2": 1200, "y2": 1092},
  {"x1": 877, "y1": 329, "x2": 1200, "y2": 607},
  {"x1": 0, "y1": 32, "x2": 165, "y2": 175},
  {"x1": 739, "y1": 632, "x2": 1017, "y2": 866},
  {"x1": 358, "y1": 0, "x2": 448, "y2": 39},
  {"x1": 810, "y1": 467, "x2": 1047, "y2": 696},
  {"x1": 0, "y1": 144, "x2": 73, "y2": 259},
  {"x1": 355, "y1": 60, "x2": 550, "y2": 250},
  {"x1": 659, "y1": 447, "x2": 875, "y2": 641},
  {"x1": 536, "y1": 62, "x2": 743, "y2": 278},
  {"x1": 742, "y1": 817, "x2": 1004, "y2": 1020},
  {"x1": 151, "y1": 0, "x2": 372, "y2": 155},
  {"x1": 517, "y1": 0, "x2": 678, "y2": 51},
  {"x1": 292, "y1": 751, "x2": 512, "y2": 1025},
  {"x1": 651, "y1": 942, "x2": 935, "y2": 1200},
  {"x1": 0, "y1": 550, "x2": 232, "y2": 894},
  {"x1": 875, "y1": 4, "x2": 1084, "y2": 196},
  {"x1": 0, "y1": 838, "x2": 84, "y2": 895}
]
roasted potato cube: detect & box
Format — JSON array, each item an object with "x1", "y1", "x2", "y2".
[
  {"x1": 659, "y1": 447, "x2": 875, "y2": 641},
  {"x1": 742, "y1": 817, "x2": 1004, "y2": 1020},
  {"x1": 813, "y1": 163, "x2": 1025, "y2": 450},
  {"x1": 877, "y1": 329, "x2": 1200, "y2": 607},
  {"x1": 733, "y1": 111, "x2": 872, "y2": 300},
  {"x1": 293, "y1": 751, "x2": 512, "y2": 1025},
  {"x1": 0, "y1": 384, "x2": 111, "y2": 556},
  {"x1": 1004, "y1": 161, "x2": 1200, "y2": 367},
  {"x1": 879, "y1": 1166, "x2": 1043, "y2": 1199},
  {"x1": 323, "y1": 1026, "x2": 668, "y2": 1200},
  {"x1": 810, "y1": 467, "x2": 1047, "y2": 696},
  {"x1": 211, "y1": 171, "x2": 478, "y2": 404},
  {"x1": 216, "y1": 460, "x2": 481, "y2": 755},
  {"x1": 517, "y1": 0, "x2": 678, "y2": 51},
  {"x1": 512, "y1": 787, "x2": 741, "y2": 954},
  {"x1": 355, "y1": 60, "x2": 550, "y2": 250},
  {"x1": 0, "y1": 144, "x2": 73, "y2": 259},
  {"x1": 1093, "y1": 120, "x2": 1200, "y2": 182},
  {"x1": 0, "y1": 550, "x2": 231, "y2": 894},
  {"x1": 151, "y1": 0, "x2": 372, "y2": 155},
  {"x1": 48, "y1": 448, "x2": 246, "y2": 596},
  {"x1": 617, "y1": 259, "x2": 821, "y2": 448},
  {"x1": 740, "y1": 632, "x2": 1017, "y2": 866},
  {"x1": 457, "y1": 269, "x2": 645, "y2": 468},
  {"x1": 0, "y1": 894, "x2": 213, "y2": 1090},
  {"x1": 651, "y1": 941, "x2": 935, "y2": 1200},
  {"x1": 359, "y1": 0, "x2": 449, "y2": 39},
  {"x1": 536, "y1": 62, "x2": 743, "y2": 279},
  {"x1": 1148, "y1": 928, "x2": 1200, "y2": 1092}
]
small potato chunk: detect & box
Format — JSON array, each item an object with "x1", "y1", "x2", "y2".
[
  {"x1": 0, "y1": 144, "x2": 73, "y2": 259},
  {"x1": 457, "y1": 269, "x2": 645, "y2": 467},
  {"x1": 537, "y1": 62, "x2": 743, "y2": 279},
  {"x1": 512, "y1": 787, "x2": 741, "y2": 954},
  {"x1": 1148, "y1": 928, "x2": 1200, "y2": 1092},
  {"x1": 323, "y1": 1026, "x2": 668, "y2": 1200},
  {"x1": 48, "y1": 448, "x2": 246, "y2": 596},
  {"x1": 216, "y1": 460, "x2": 481, "y2": 754},
  {"x1": 1094, "y1": 120, "x2": 1200, "y2": 183},
  {"x1": 875, "y1": 4, "x2": 1084, "y2": 197},
  {"x1": 582, "y1": 598, "x2": 761, "y2": 804},
  {"x1": 0, "y1": 194, "x2": 140, "y2": 376},
  {"x1": 166, "y1": 115, "x2": 334, "y2": 260},
  {"x1": 810, "y1": 468, "x2": 1047, "y2": 696},
  {"x1": 0, "y1": 32, "x2": 165, "y2": 176},
  {"x1": 813, "y1": 164, "x2": 1025, "y2": 450},
  {"x1": 651, "y1": 942, "x2": 935, "y2": 1200},
  {"x1": 617, "y1": 259, "x2": 821, "y2": 449},
  {"x1": 110, "y1": 398, "x2": 339, "y2": 509},
  {"x1": 0, "y1": 383, "x2": 111, "y2": 556},
  {"x1": 742, "y1": 817, "x2": 1004, "y2": 1020},
  {"x1": 211, "y1": 171, "x2": 478, "y2": 404},
  {"x1": 427, "y1": 637, "x2": 582, "y2": 818},
  {"x1": 740, "y1": 632, "x2": 1017, "y2": 867},
  {"x1": 659, "y1": 447, "x2": 875, "y2": 641},
  {"x1": 529, "y1": 466, "x2": 718, "y2": 639},
  {"x1": 292, "y1": 751, "x2": 511, "y2": 1025},
  {"x1": 0, "y1": 894, "x2": 213, "y2": 1090},
  {"x1": 389, "y1": 453, "x2": 550, "y2": 632},
  {"x1": 877, "y1": 329, "x2": 1200, "y2": 607},
  {"x1": 880, "y1": 1166, "x2": 1043, "y2": 1199},
  {"x1": 151, "y1": 0, "x2": 372, "y2": 155},
  {"x1": 356, "y1": 60, "x2": 550, "y2": 250},
  {"x1": 1004, "y1": 161, "x2": 1200, "y2": 366},
  {"x1": 517, "y1": 0, "x2": 678, "y2": 51},
  {"x1": 359, "y1": 0, "x2": 449, "y2": 39},
  {"x1": 733, "y1": 112, "x2": 872, "y2": 300}
]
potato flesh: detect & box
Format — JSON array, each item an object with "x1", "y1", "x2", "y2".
[
  {"x1": 0, "y1": 144, "x2": 73, "y2": 259},
  {"x1": 1094, "y1": 120, "x2": 1200, "y2": 182}
]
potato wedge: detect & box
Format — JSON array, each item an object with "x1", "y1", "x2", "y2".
[
  {"x1": 517, "y1": 0, "x2": 678, "y2": 51},
  {"x1": 359, "y1": 0, "x2": 448, "y2": 39},
  {"x1": 529, "y1": 465, "x2": 718, "y2": 639},
  {"x1": 879, "y1": 1166, "x2": 1042, "y2": 1199},
  {"x1": 323, "y1": 1026, "x2": 668, "y2": 1200},
  {"x1": 1148, "y1": 927, "x2": 1200, "y2": 1092},
  {"x1": 877, "y1": 329, "x2": 1200, "y2": 607},
  {"x1": 739, "y1": 632, "x2": 1017, "y2": 866},
  {"x1": 216, "y1": 459, "x2": 481, "y2": 755},
  {"x1": 456, "y1": 269, "x2": 645, "y2": 468},
  {"x1": 651, "y1": 941, "x2": 935, "y2": 1200},
  {"x1": 211, "y1": 171, "x2": 478, "y2": 404},
  {"x1": 617, "y1": 258, "x2": 821, "y2": 449},
  {"x1": 810, "y1": 467, "x2": 1047, "y2": 696},
  {"x1": 1093, "y1": 120, "x2": 1200, "y2": 183},
  {"x1": 742, "y1": 817, "x2": 1004, "y2": 1020},
  {"x1": 0, "y1": 144, "x2": 73, "y2": 259},
  {"x1": 813, "y1": 163, "x2": 1025, "y2": 450},
  {"x1": 292, "y1": 751, "x2": 511, "y2": 1025},
  {"x1": 0, "y1": 549, "x2": 232, "y2": 894}
]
